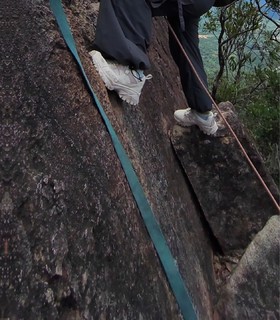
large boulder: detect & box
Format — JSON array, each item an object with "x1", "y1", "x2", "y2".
[
  {"x1": 215, "y1": 215, "x2": 280, "y2": 320},
  {"x1": 1, "y1": 0, "x2": 278, "y2": 319},
  {"x1": 0, "y1": 0, "x2": 216, "y2": 319}
]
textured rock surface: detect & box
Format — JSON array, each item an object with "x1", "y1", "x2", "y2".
[
  {"x1": 215, "y1": 215, "x2": 280, "y2": 320},
  {"x1": 2, "y1": 0, "x2": 279, "y2": 319},
  {"x1": 1, "y1": 0, "x2": 217, "y2": 319},
  {"x1": 170, "y1": 102, "x2": 279, "y2": 253}
]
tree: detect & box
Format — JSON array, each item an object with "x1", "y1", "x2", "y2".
[
  {"x1": 255, "y1": 0, "x2": 280, "y2": 41},
  {"x1": 202, "y1": 0, "x2": 280, "y2": 180},
  {"x1": 204, "y1": 1, "x2": 264, "y2": 98}
]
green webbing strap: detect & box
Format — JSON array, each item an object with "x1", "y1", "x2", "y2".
[{"x1": 49, "y1": 1, "x2": 196, "y2": 319}]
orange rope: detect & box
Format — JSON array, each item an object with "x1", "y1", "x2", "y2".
[{"x1": 167, "y1": 20, "x2": 280, "y2": 212}]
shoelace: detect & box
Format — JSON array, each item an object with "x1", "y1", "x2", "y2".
[{"x1": 131, "y1": 69, "x2": 153, "y2": 82}]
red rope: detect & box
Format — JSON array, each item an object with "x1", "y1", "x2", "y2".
[{"x1": 167, "y1": 20, "x2": 280, "y2": 212}]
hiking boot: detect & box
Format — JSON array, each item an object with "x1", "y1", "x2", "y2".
[
  {"x1": 89, "y1": 50, "x2": 152, "y2": 105},
  {"x1": 174, "y1": 108, "x2": 218, "y2": 135}
]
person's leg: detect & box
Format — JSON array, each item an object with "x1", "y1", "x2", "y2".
[
  {"x1": 168, "y1": 0, "x2": 215, "y2": 113},
  {"x1": 168, "y1": 17, "x2": 211, "y2": 112},
  {"x1": 157, "y1": 0, "x2": 218, "y2": 134},
  {"x1": 90, "y1": 0, "x2": 154, "y2": 105},
  {"x1": 170, "y1": 12, "x2": 218, "y2": 135},
  {"x1": 93, "y1": 0, "x2": 153, "y2": 70}
]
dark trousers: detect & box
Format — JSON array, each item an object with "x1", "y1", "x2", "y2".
[{"x1": 93, "y1": 0, "x2": 215, "y2": 112}]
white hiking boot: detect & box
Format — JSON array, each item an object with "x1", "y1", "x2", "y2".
[
  {"x1": 174, "y1": 108, "x2": 218, "y2": 135},
  {"x1": 89, "y1": 50, "x2": 152, "y2": 105}
]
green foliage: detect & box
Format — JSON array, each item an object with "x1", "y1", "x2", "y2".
[
  {"x1": 201, "y1": 0, "x2": 280, "y2": 181},
  {"x1": 215, "y1": 67, "x2": 280, "y2": 182}
]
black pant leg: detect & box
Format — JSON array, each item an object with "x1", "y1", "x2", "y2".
[
  {"x1": 93, "y1": 0, "x2": 153, "y2": 69},
  {"x1": 153, "y1": 0, "x2": 214, "y2": 112},
  {"x1": 168, "y1": 15, "x2": 212, "y2": 112}
]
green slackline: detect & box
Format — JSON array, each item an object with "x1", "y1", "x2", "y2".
[{"x1": 49, "y1": 1, "x2": 197, "y2": 319}]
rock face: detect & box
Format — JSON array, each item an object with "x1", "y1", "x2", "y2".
[
  {"x1": 216, "y1": 215, "x2": 280, "y2": 320},
  {"x1": 1, "y1": 0, "x2": 279, "y2": 319},
  {"x1": 1, "y1": 0, "x2": 216, "y2": 319},
  {"x1": 170, "y1": 102, "x2": 279, "y2": 253}
]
